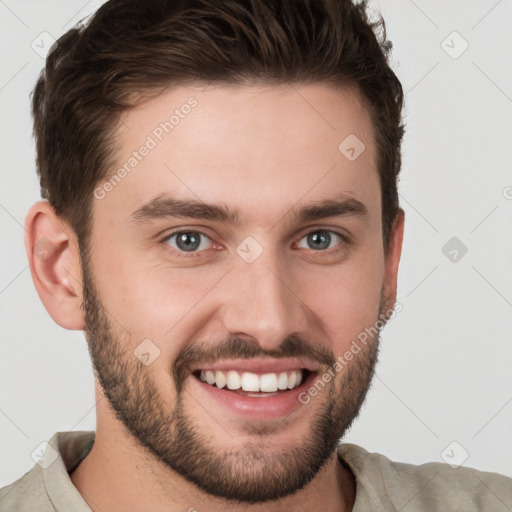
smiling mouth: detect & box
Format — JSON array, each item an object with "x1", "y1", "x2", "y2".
[{"x1": 192, "y1": 369, "x2": 312, "y2": 396}]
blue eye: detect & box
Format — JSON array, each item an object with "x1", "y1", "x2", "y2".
[
  {"x1": 163, "y1": 230, "x2": 213, "y2": 255},
  {"x1": 296, "y1": 230, "x2": 344, "y2": 252},
  {"x1": 161, "y1": 228, "x2": 347, "y2": 258}
]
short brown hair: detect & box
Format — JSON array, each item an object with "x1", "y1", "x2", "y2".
[{"x1": 32, "y1": 0, "x2": 404, "y2": 258}]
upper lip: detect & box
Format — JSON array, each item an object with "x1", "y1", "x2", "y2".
[{"x1": 190, "y1": 357, "x2": 319, "y2": 375}]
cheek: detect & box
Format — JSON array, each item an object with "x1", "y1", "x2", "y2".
[
  {"x1": 93, "y1": 245, "x2": 225, "y2": 349},
  {"x1": 294, "y1": 250, "x2": 384, "y2": 349}
]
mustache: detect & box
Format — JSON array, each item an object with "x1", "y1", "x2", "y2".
[{"x1": 172, "y1": 333, "x2": 336, "y2": 393}]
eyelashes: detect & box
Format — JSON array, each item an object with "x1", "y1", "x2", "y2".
[
  {"x1": 161, "y1": 228, "x2": 349, "y2": 259},
  {"x1": 162, "y1": 230, "x2": 212, "y2": 257}
]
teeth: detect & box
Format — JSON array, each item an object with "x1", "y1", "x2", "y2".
[
  {"x1": 205, "y1": 370, "x2": 215, "y2": 385},
  {"x1": 215, "y1": 370, "x2": 227, "y2": 389},
  {"x1": 277, "y1": 372, "x2": 288, "y2": 390},
  {"x1": 287, "y1": 371, "x2": 297, "y2": 389},
  {"x1": 198, "y1": 369, "x2": 303, "y2": 392},
  {"x1": 241, "y1": 372, "x2": 260, "y2": 392},
  {"x1": 226, "y1": 370, "x2": 241, "y2": 390},
  {"x1": 260, "y1": 373, "x2": 278, "y2": 392}
]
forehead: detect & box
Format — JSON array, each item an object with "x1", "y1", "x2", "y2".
[{"x1": 96, "y1": 82, "x2": 380, "y2": 228}]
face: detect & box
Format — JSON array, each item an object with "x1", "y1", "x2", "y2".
[{"x1": 81, "y1": 83, "x2": 397, "y2": 502}]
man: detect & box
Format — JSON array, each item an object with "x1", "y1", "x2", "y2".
[{"x1": 1, "y1": 0, "x2": 511, "y2": 510}]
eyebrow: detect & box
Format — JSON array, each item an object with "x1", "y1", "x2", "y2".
[{"x1": 130, "y1": 192, "x2": 369, "y2": 227}]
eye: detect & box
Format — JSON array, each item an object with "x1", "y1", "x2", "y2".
[
  {"x1": 161, "y1": 228, "x2": 348, "y2": 259},
  {"x1": 296, "y1": 229, "x2": 346, "y2": 252},
  {"x1": 162, "y1": 230, "x2": 214, "y2": 256}
]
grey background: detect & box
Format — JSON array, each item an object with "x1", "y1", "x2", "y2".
[{"x1": 1, "y1": 0, "x2": 511, "y2": 488}]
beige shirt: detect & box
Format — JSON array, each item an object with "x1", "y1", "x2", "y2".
[{"x1": 1, "y1": 430, "x2": 511, "y2": 511}]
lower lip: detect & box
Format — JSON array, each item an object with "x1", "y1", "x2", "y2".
[{"x1": 189, "y1": 372, "x2": 316, "y2": 420}]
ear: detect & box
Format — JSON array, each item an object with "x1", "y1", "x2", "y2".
[
  {"x1": 24, "y1": 201, "x2": 85, "y2": 330},
  {"x1": 382, "y1": 208, "x2": 405, "y2": 314}
]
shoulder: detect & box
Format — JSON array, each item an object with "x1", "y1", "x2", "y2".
[
  {"x1": 338, "y1": 443, "x2": 512, "y2": 511},
  {"x1": 0, "y1": 464, "x2": 54, "y2": 511},
  {"x1": 0, "y1": 430, "x2": 95, "y2": 511}
]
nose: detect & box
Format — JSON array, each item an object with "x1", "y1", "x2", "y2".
[{"x1": 217, "y1": 244, "x2": 309, "y2": 351}]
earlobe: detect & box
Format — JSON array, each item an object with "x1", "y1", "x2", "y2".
[{"x1": 24, "y1": 201, "x2": 85, "y2": 330}]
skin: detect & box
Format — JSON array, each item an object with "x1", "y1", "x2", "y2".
[{"x1": 25, "y1": 82, "x2": 404, "y2": 512}]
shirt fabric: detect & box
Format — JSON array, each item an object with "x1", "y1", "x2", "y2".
[{"x1": 1, "y1": 430, "x2": 511, "y2": 511}]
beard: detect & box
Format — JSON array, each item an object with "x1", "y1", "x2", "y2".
[{"x1": 80, "y1": 250, "x2": 393, "y2": 504}]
